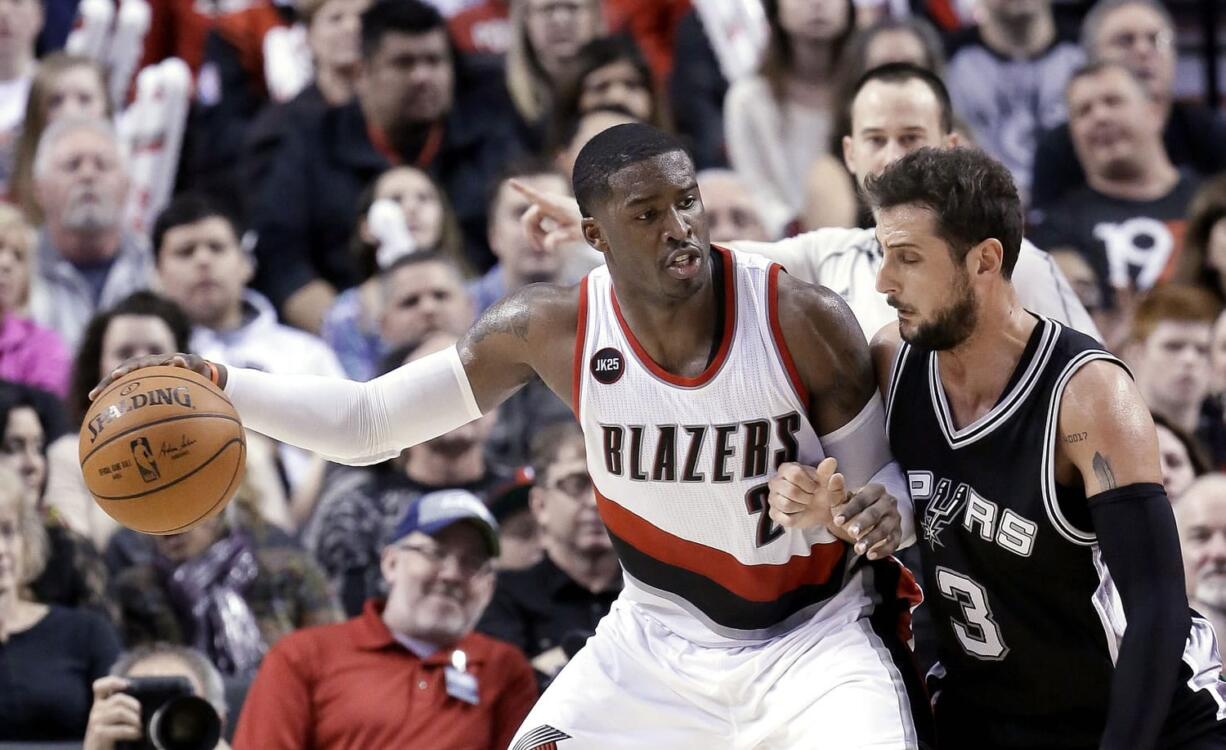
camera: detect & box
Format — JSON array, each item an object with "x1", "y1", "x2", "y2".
[{"x1": 116, "y1": 676, "x2": 222, "y2": 750}]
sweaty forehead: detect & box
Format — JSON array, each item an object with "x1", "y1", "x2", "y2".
[
  {"x1": 606, "y1": 151, "x2": 695, "y2": 206},
  {"x1": 875, "y1": 203, "x2": 940, "y2": 246}
]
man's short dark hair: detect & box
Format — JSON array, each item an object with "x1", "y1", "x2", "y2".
[
  {"x1": 864, "y1": 147, "x2": 1023, "y2": 278},
  {"x1": 361, "y1": 0, "x2": 446, "y2": 59},
  {"x1": 572, "y1": 123, "x2": 692, "y2": 218},
  {"x1": 848, "y1": 62, "x2": 954, "y2": 134},
  {"x1": 151, "y1": 193, "x2": 241, "y2": 260}
]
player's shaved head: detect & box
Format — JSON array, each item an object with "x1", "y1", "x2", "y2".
[{"x1": 572, "y1": 123, "x2": 691, "y2": 217}]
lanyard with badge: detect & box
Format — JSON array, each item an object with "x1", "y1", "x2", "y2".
[{"x1": 445, "y1": 649, "x2": 479, "y2": 705}]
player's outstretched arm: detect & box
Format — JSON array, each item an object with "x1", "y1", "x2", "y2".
[
  {"x1": 768, "y1": 272, "x2": 916, "y2": 556},
  {"x1": 91, "y1": 284, "x2": 576, "y2": 466},
  {"x1": 1058, "y1": 361, "x2": 1190, "y2": 750}
]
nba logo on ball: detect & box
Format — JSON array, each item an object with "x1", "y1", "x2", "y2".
[
  {"x1": 590, "y1": 348, "x2": 624, "y2": 385},
  {"x1": 79, "y1": 366, "x2": 246, "y2": 535},
  {"x1": 130, "y1": 437, "x2": 160, "y2": 482}
]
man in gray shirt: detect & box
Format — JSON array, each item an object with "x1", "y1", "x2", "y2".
[{"x1": 28, "y1": 117, "x2": 154, "y2": 351}]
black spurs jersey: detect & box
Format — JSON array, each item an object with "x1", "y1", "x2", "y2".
[{"x1": 886, "y1": 315, "x2": 1226, "y2": 749}]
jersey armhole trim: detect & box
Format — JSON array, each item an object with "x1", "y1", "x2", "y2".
[
  {"x1": 884, "y1": 342, "x2": 911, "y2": 437},
  {"x1": 767, "y1": 263, "x2": 809, "y2": 408},
  {"x1": 1041, "y1": 350, "x2": 1129, "y2": 546},
  {"x1": 571, "y1": 275, "x2": 589, "y2": 419}
]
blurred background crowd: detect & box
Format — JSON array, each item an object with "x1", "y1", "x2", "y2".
[{"x1": 0, "y1": 0, "x2": 1222, "y2": 747}]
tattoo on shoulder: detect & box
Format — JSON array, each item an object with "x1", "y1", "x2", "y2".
[
  {"x1": 468, "y1": 294, "x2": 532, "y2": 346},
  {"x1": 1063, "y1": 432, "x2": 1087, "y2": 444},
  {"x1": 1091, "y1": 451, "x2": 1117, "y2": 490}
]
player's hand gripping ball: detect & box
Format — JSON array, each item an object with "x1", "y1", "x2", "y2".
[{"x1": 79, "y1": 365, "x2": 245, "y2": 534}]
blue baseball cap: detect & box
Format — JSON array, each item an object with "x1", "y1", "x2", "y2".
[{"x1": 389, "y1": 489, "x2": 500, "y2": 557}]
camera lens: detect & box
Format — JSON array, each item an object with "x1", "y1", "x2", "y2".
[{"x1": 148, "y1": 695, "x2": 221, "y2": 750}]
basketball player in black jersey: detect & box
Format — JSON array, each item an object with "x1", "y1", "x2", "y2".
[{"x1": 770, "y1": 147, "x2": 1226, "y2": 750}]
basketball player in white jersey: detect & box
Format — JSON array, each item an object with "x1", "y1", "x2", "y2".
[{"x1": 95, "y1": 124, "x2": 930, "y2": 748}]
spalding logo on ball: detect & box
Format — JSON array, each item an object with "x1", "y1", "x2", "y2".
[{"x1": 79, "y1": 366, "x2": 246, "y2": 535}]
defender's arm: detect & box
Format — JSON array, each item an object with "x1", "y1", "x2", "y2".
[
  {"x1": 1058, "y1": 360, "x2": 1189, "y2": 750},
  {"x1": 770, "y1": 272, "x2": 916, "y2": 553}
]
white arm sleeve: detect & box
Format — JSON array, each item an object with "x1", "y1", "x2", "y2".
[
  {"x1": 223, "y1": 345, "x2": 483, "y2": 466},
  {"x1": 818, "y1": 393, "x2": 917, "y2": 549}
]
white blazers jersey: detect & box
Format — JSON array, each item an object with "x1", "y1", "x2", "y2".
[{"x1": 575, "y1": 246, "x2": 872, "y2": 646}]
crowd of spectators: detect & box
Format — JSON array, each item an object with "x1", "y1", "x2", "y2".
[{"x1": 0, "y1": 0, "x2": 1221, "y2": 747}]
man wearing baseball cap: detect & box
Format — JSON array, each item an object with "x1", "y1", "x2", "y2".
[{"x1": 232, "y1": 490, "x2": 537, "y2": 750}]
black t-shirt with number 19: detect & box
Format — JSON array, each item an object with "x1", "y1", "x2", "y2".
[
  {"x1": 885, "y1": 315, "x2": 1225, "y2": 749},
  {"x1": 1028, "y1": 172, "x2": 1199, "y2": 306}
]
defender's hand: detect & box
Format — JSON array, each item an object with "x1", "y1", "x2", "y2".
[
  {"x1": 768, "y1": 457, "x2": 844, "y2": 531},
  {"x1": 833, "y1": 483, "x2": 902, "y2": 559},
  {"x1": 511, "y1": 178, "x2": 584, "y2": 253},
  {"x1": 89, "y1": 353, "x2": 222, "y2": 401}
]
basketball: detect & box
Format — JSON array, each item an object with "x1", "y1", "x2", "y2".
[{"x1": 78, "y1": 366, "x2": 246, "y2": 535}]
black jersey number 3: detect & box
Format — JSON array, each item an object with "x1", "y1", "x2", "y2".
[{"x1": 935, "y1": 566, "x2": 1009, "y2": 660}]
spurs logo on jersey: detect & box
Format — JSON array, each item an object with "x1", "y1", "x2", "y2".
[
  {"x1": 574, "y1": 246, "x2": 883, "y2": 645},
  {"x1": 910, "y1": 471, "x2": 1037, "y2": 556}
]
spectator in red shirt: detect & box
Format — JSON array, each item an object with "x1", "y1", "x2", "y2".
[{"x1": 233, "y1": 489, "x2": 536, "y2": 750}]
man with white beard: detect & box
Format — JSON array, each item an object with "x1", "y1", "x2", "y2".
[
  {"x1": 29, "y1": 117, "x2": 155, "y2": 350},
  {"x1": 1175, "y1": 474, "x2": 1226, "y2": 638}
]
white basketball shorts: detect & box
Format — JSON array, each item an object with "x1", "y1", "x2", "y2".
[{"x1": 507, "y1": 595, "x2": 928, "y2": 750}]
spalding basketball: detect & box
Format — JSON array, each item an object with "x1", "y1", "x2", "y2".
[{"x1": 79, "y1": 366, "x2": 246, "y2": 535}]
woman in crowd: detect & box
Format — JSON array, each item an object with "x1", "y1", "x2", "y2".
[
  {"x1": 243, "y1": 0, "x2": 372, "y2": 195},
  {"x1": 321, "y1": 165, "x2": 464, "y2": 381},
  {"x1": 0, "y1": 463, "x2": 121, "y2": 741},
  {"x1": 803, "y1": 15, "x2": 947, "y2": 230},
  {"x1": 550, "y1": 34, "x2": 669, "y2": 144},
  {"x1": 1185, "y1": 174, "x2": 1226, "y2": 303},
  {"x1": 506, "y1": 0, "x2": 605, "y2": 147},
  {"x1": 298, "y1": 0, "x2": 368, "y2": 107},
  {"x1": 43, "y1": 291, "x2": 192, "y2": 551},
  {"x1": 0, "y1": 204, "x2": 69, "y2": 395},
  {"x1": 724, "y1": 0, "x2": 855, "y2": 235},
  {"x1": 9, "y1": 53, "x2": 110, "y2": 223},
  {"x1": 0, "y1": 380, "x2": 113, "y2": 621},
  {"x1": 1153, "y1": 412, "x2": 1210, "y2": 501}
]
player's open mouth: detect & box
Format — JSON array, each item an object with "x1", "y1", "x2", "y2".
[{"x1": 665, "y1": 249, "x2": 702, "y2": 280}]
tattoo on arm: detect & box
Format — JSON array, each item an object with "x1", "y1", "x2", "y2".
[
  {"x1": 1063, "y1": 432, "x2": 1087, "y2": 443},
  {"x1": 1092, "y1": 452, "x2": 1117, "y2": 491},
  {"x1": 467, "y1": 295, "x2": 532, "y2": 347}
]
